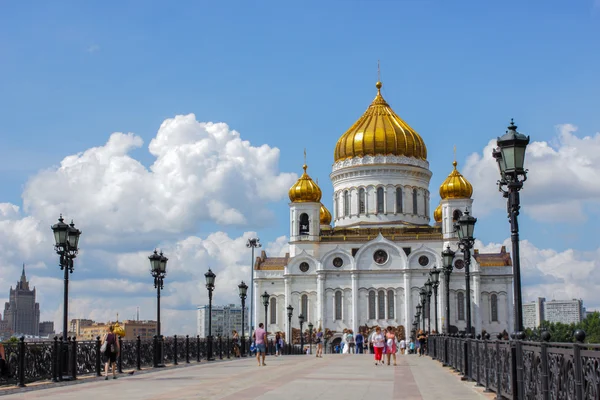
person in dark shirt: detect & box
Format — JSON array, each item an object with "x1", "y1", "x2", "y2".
[{"x1": 355, "y1": 331, "x2": 364, "y2": 354}]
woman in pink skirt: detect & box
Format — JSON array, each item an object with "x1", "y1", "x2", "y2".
[{"x1": 385, "y1": 327, "x2": 397, "y2": 366}]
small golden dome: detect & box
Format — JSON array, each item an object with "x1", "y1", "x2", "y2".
[
  {"x1": 434, "y1": 204, "x2": 442, "y2": 223},
  {"x1": 289, "y1": 164, "x2": 322, "y2": 203},
  {"x1": 320, "y1": 203, "x2": 332, "y2": 225},
  {"x1": 334, "y1": 81, "x2": 427, "y2": 162},
  {"x1": 439, "y1": 161, "x2": 473, "y2": 200}
]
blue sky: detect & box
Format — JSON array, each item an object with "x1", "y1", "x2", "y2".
[{"x1": 1, "y1": 1, "x2": 599, "y2": 330}]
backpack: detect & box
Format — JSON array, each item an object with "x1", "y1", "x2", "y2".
[{"x1": 346, "y1": 334, "x2": 354, "y2": 343}]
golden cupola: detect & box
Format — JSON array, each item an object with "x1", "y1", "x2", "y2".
[
  {"x1": 288, "y1": 164, "x2": 322, "y2": 203},
  {"x1": 334, "y1": 81, "x2": 427, "y2": 162},
  {"x1": 433, "y1": 204, "x2": 442, "y2": 223},
  {"x1": 439, "y1": 161, "x2": 473, "y2": 199},
  {"x1": 320, "y1": 203, "x2": 332, "y2": 225}
]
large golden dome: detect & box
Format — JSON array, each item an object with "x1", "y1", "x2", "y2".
[
  {"x1": 439, "y1": 161, "x2": 473, "y2": 199},
  {"x1": 334, "y1": 81, "x2": 427, "y2": 162},
  {"x1": 320, "y1": 203, "x2": 332, "y2": 225},
  {"x1": 289, "y1": 164, "x2": 322, "y2": 203},
  {"x1": 433, "y1": 204, "x2": 442, "y2": 222}
]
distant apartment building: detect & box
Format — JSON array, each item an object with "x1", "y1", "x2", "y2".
[
  {"x1": 197, "y1": 304, "x2": 248, "y2": 338},
  {"x1": 77, "y1": 320, "x2": 157, "y2": 341},
  {"x1": 39, "y1": 321, "x2": 55, "y2": 337},
  {"x1": 522, "y1": 298, "x2": 585, "y2": 328},
  {"x1": 544, "y1": 299, "x2": 584, "y2": 325},
  {"x1": 523, "y1": 297, "x2": 545, "y2": 329},
  {"x1": 70, "y1": 319, "x2": 94, "y2": 336}
]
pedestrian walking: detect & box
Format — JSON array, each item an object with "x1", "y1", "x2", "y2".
[
  {"x1": 101, "y1": 324, "x2": 120, "y2": 380},
  {"x1": 253, "y1": 323, "x2": 267, "y2": 366},
  {"x1": 232, "y1": 330, "x2": 241, "y2": 357},
  {"x1": 399, "y1": 338, "x2": 406, "y2": 355},
  {"x1": 372, "y1": 327, "x2": 385, "y2": 365},
  {"x1": 315, "y1": 327, "x2": 323, "y2": 358},
  {"x1": 355, "y1": 331, "x2": 364, "y2": 354},
  {"x1": 385, "y1": 327, "x2": 397, "y2": 366}
]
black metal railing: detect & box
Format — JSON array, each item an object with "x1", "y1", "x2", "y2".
[
  {"x1": 427, "y1": 331, "x2": 600, "y2": 400},
  {"x1": 0, "y1": 335, "x2": 240, "y2": 388}
]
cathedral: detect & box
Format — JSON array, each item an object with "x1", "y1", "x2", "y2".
[{"x1": 253, "y1": 81, "x2": 514, "y2": 341}]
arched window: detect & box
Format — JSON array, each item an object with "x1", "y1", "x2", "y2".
[
  {"x1": 377, "y1": 187, "x2": 384, "y2": 213},
  {"x1": 301, "y1": 294, "x2": 308, "y2": 319},
  {"x1": 368, "y1": 291, "x2": 376, "y2": 320},
  {"x1": 387, "y1": 290, "x2": 395, "y2": 319},
  {"x1": 344, "y1": 190, "x2": 350, "y2": 217},
  {"x1": 412, "y1": 188, "x2": 418, "y2": 215},
  {"x1": 335, "y1": 291, "x2": 342, "y2": 320},
  {"x1": 457, "y1": 292, "x2": 465, "y2": 321},
  {"x1": 299, "y1": 213, "x2": 309, "y2": 235},
  {"x1": 396, "y1": 187, "x2": 403, "y2": 213},
  {"x1": 270, "y1": 297, "x2": 277, "y2": 324},
  {"x1": 378, "y1": 290, "x2": 385, "y2": 319},
  {"x1": 491, "y1": 294, "x2": 498, "y2": 322},
  {"x1": 359, "y1": 188, "x2": 365, "y2": 214}
]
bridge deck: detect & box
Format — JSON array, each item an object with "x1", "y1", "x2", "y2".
[{"x1": 2, "y1": 354, "x2": 493, "y2": 399}]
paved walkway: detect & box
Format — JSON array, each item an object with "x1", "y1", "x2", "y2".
[{"x1": 1, "y1": 354, "x2": 493, "y2": 400}]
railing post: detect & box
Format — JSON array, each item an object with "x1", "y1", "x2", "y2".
[
  {"x1": 117, "y1": 336, "x2": 123, "y2": 373},
  {"x1": 219, "y1": 335, "x2": 223, "y2": 360},
  {"x1": 53, "y1": 336, "x2": 59, "y2": 382},
  {"x1": 174, "y1": 335, "x2": 179, "y2": 365},
  {"x1": 573, "y1": 330, "x2": 586, "y2": 400},
  {"x1": 227, "y1": 336, "x2": 231, "y2": 359},
  {"x1": 95, "y1": 336, "x2": 102, "y2": 377},
  {"x1": 196, "y1": 335, "x2": 201, "y2": 362},
  {"x1": 540, "y1": 335, "x2": 550, "y2": 400},
  {"x1": 513, "y1": 338, "x2": 524, "y2": 400},
  {"x1": 186, "y1": 335, "x2": 190, "y2": 364},
  {"x1": 136, "y1": 336, "x2": 141, "y2": 370},
  {"x1": 483, "y1": 337, "x2": 491, "y2": 393},
  {"x1": 475, "y1": 338, "x2": 482, "y2": 386},
  {"x1": 58, "y1": 337, "x2": 64, "y2": 381},
  {"x1": 71, "y1": 337, "x2": 77, "y2": 380},
  {"x1": 153, "y1": 335, "x2": 158, "y2": 368},
  {"x1": 17, "y1": 336, "x2": 26, "y2": 388},
  {"x1": 495, "y1": 340, "x2": 502, "y2": 400}
]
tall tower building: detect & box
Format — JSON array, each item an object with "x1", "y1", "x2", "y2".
[{"x1": 3, "y1": 265, "x2": 40, "y2": 336}]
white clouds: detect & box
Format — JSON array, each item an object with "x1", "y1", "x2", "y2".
[
  {"x1": 476, "y1": 239, "x2": 600, "y2": 309},
  {"x1": 22, "y1": 115, "x2": 296, "y2": 244},
  {"x1": 463, "y1": 124, "x2": 600, "y2": 222}
]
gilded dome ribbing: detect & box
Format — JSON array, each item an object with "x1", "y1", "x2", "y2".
[
  {"x1": 439, "y1": 161, "x2": 473, "y2": 199},
  {"x1": 434, "y1": 204, "x2": 442, "y2": 223},
  {"x1": 288, "y1": 164, "x2": 322, "y2": 203},
  {"x1": 334, "y1": 81, "x2": 427, "y2": 162},
  {"x1": 320, "y1": 203, "x2": 332, "y2": 225}
]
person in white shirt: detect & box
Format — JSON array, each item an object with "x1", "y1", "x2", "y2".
[{"x1": 399, "y1": 338, "x2": 406, "y2": 355}]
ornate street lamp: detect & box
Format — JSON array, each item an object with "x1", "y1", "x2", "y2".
[
  {"x1": 455, "y1": 209, "x2": 477, "y2": 337},
  {"x1": 298, "y1": 314, "x2": 305, "y2": 353},
  {"x1": 261, "y1": 291, "x2": 270, "y2": 331},
  {"x1": 287, "y1": 305, "x2": 293, "y2": 355},
  {"x1": 419, "y1": 288, "x2": 427, "y2": 332},
  {"x1": 246, "y1": 238, "x2": 261, "y2": 332},
  {"x1": 416, "y1": 303, "x2": 422, "y2": 332},
  {"x1": 442, "y1": 245, "x2": 456, "y2": 334},
  {"x1": 205, "y1": 268, "x2": 216, "y2": 361},
  {"x1": 149, "y1": 249, "x2": 168, "y2": 367},
  {"x1": 308, "y1": 322, "x2": 314, "y2": 355},
  {"x1": 429, "y1": 266, "x2": 441, "y2": 333},
  {"x1": 51, "y1": 215, "x2": 82, "y2": 342},
  {"x1": 238, "y1": 281, "x2": 248, "y2": 357},
  {"x1": 425, "y1": 279, "x2": 433, "y2": 334},
  {"x1": 51, "y1": 215, "x2": 81, "y2": 380},
  {"x1": 493, "y1": 119, "x2": 530, "y2": 336}
]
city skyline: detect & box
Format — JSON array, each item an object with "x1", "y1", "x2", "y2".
[{"x1": 1, "y1": 1, "x2": 599, "y2": 336}]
